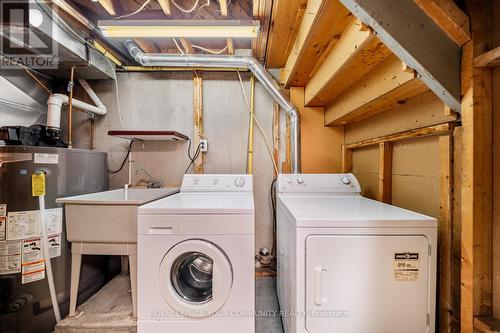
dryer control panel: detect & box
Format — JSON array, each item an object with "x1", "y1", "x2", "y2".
[
  {"x1": 277, "y1": 173, "x2": 361, "y2": 194},
  {"x1": 181, "y1": 174, "x2": 253, "y2": 192}
]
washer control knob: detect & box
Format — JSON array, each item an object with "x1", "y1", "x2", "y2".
[
  {"x1": 234, "y1": 177, "x2": 245, "y2": 188},
  {"x1": 341, "y1": 176, "x2": 351, "y2": 185},
  {"x1": 193, "y1": 178, "x2": 199, "y2": 185},
  {"x1": 296, "y1": 177, "x2": 304, "y2": 184},
  {"x1": 213, "y1": 178, "x2": 219, "y2": 185},
  {"x1": 286, "y1": 178, "x2": 293, "y2": 184}
]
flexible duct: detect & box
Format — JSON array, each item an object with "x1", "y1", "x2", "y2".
[{"x1": 124, "y1": 40, "x2": 301, "y2": 173}]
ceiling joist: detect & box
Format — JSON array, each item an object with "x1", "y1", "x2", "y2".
[
  {"x1": 157, "y1": 0, "x2": 172, "y2": 16},
  {"x1": 266, "y1": 0, "x2": 307, "y2": 68},
  {"x1": 97, "y1": 0, "x2": 117, "y2": 16},
  {"x1": 338, "y1": 0, "x2": 461, "y2": 113},
  {"x1": 219, "y1": 0, "x2": 229, "y2": 17},
  {"x1": 304, "y1": 18, "x2": 392, "y2": 107},
  {"x1": 325, "y1": 55, "x2": 429, "y2": 126},
  {"x1": 279, "y1": 0, "x2": 352, "y2": 88}
]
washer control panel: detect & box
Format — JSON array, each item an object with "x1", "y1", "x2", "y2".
[
  {"x1": 182, "y1": 174, "x2": 253, "y2": 192},
  {"x1": 277, "y1": 173, "x2": 361, "y2": 194}
]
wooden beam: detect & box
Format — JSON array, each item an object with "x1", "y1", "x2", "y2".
[
  {"x1": 266, "y1": 0, "x2": 307, "y2": 68},
  {"x1": 279, "y1": 0, "x2": 351, "y2": 87},
  {"x1": 281, "y1": 115, "x2": 291, "y2": 174},
  {"x1": 157, "y1": 0, "x2": 172, "y2": 16},
  {"x1": 98, "y1": 0, "x2": 117, "y2": 16},
  {"x1": 341, "y1": 145, "x2": 353, "y2": 173},
  {"x1": 378, "y1": 142, "x2": 393, "y2": 203},
  {"x1": 193, "y1": 75, "x2": 204, "y2": 174},
  {"x1": 252, "y1": 0, "x2": 273, "y2": 63},
  {"x1": 339, "y1": 0, "x2": 462, "y2": 113},
  {"x1": 179, "y1": 38, "x2": 194, "y2": 54},
  {"x1": 133, "y1": 38, "x2": 160, "y2": 53},
  {"x1": 219, "y1": 0, "x2": 228, "y2": 17},
  {"x1": 345, "y1": 123, "x2": 452, "y2": 150},
  {"x1": 325, "y1": 55, "x2": 429, "y2": 126},
  {"x1": 439, "y1": 134, "x2": 453, "y2": 333},
  {"x1": 474, "y1": 316, "x2": 500, "y2": 333},
  {"x1": 226, "y1": 38, "x2": 235, "y2": 55},
  {"x1": 474, "y1": 46, "x2": 500, "y2": 68},
  {"x1": 304, "y1": 18, "x2": 392, "y2": 106},
  {"x1": 413, "y1": 0, "x2": 470, "y2": 46},
  {"x1": 460, "y1": 2, "x2": 493, "y2": 328}
]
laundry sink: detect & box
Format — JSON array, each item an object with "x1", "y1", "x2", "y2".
[{"x1": 57, "y1": 188, "x2": 179, "y2": 243}]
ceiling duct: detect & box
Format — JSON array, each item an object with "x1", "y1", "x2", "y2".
[
  {"x1": 0, "y1": 1, "x2": 115, "y2": 80},
  {"x1": 124, "y1": 40, "x2": 301, "y2": 174}
]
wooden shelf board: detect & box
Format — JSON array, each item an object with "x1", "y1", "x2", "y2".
[{"x1": 108, "y1": 130, "x2": 189, "y2": 141}]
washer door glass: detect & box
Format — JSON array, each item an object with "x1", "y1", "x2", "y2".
[
  {"x1": 171, "y1": 252, "x2": 213, "y2": 303},
  {"x1": 159, "y1": 239, "x2": 233, "y2": 318}
]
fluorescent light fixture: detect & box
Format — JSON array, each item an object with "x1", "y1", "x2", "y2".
[{"x1": 98, "y1": 20, "x2": 260, "y2": 38}]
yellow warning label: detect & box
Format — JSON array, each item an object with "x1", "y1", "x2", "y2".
[{"x1": 32, "y1": 173, "x2": 46, "y2": 197}]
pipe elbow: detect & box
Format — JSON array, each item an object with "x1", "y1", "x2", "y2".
[
  {"x1": 124, "y1": 39, "x2": 145, "y2": 64},
  {"x1": 246, "y1": 57, "x2": 260, "y2": 72},
  {"x1": 48, "y1": 94, "x2": 67, "y2": 106}
]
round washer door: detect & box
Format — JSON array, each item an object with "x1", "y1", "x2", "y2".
[{"x1": 158, "y1": 239, "x2": 233, "y2": 318}]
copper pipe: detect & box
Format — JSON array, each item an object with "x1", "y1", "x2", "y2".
[
  {"x1": 90, "y1": 115, "x2": 95, "y2": 150},
  {"x1": 24, "y1": 69, "x2": 52, "y2": 95},
  {"x1": 67, "y1": 66, "x2": 76, "y2": 148}
]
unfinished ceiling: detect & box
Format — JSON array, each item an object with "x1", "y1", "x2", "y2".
[
  {"x1": 66, "y1": 0, "x2": 270, "y2": 58},
  {"x1": 59, "y1": 0, "x2": 465, "y2": 122}
]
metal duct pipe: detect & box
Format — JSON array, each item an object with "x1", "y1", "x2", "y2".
[{"x1": 124, "y1": 40, "x2": 301, "y2": 173}]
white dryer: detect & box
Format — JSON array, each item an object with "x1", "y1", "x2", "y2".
[
  {"x1": 276, "y1": 174, "x2": 437, "y2": 333},
  {"x1": 137, "y1": 174, "x2": 255, "y2": 333}
]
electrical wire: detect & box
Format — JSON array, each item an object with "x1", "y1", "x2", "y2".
[
  {"x1": 236, "y1": 71, "x2": 279, "y2": 175},
  {"x1": 184, "y1": 137, "x2": 202, "y2": 174},
  {"x1": 107, "y1": 140, "x2": 133, "y2": 174},
  {"x1": 171, "y1": 0, "x2": 207, "y2": 13},
  {"x1": 172, "y1": 38, "x2": 186, "y2": 55},
  {"x1": 114, "y1": 0, "x2": 152, "y2": 20},
  {"x1": 191, "y1": 44, "x2": 228, "y2": 54}
]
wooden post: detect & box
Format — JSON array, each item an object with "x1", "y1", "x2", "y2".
[
  {"x1": 193, "y1": 74, "x2": 204, "y2": 174},
  {"x1": 460, "y1": 1, "x2": 493, "y2": 330},
  {"x1": 378, "y1": 142, "x2": 393, "y2": 203},
  {"x1": 273, "y1": 102, "x2": 280, "y2": 176},
  {"x1": 439, "y1": 134, "x2": 453, "y2": 333},
  {"x1": 341, "y1": 145, "x2": 353, "y2": 173},
  {"x1": 281, "y1": 115, "x2": 291, "y2": 174}
]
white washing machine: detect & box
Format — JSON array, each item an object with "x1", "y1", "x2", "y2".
[
  {"x1": 137, "y1": 174, "x2": 255, "y2": 333},
  {"x1": 276, "y1": 174, "x2": 437, "y2": 333}
]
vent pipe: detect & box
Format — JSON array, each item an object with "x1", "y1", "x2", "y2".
[{"x1": 124, "y1": 40, "x2": 301, "y2": 173}]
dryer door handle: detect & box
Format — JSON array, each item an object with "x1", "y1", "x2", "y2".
[{"x1": 314, "y1": 267, "x2": 327, "y2": 306}]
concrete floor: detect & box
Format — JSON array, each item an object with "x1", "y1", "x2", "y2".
[
  {"x1": 55, "y1": 274, "x2": 283, "y2": 333},
  {"x1": 255, "y1": 277, "x2": 284, "y2": 333}
]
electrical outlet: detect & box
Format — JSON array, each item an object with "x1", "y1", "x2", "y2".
[{"x1": 200, "y1": 139, "x2": 208, "y2": 152}]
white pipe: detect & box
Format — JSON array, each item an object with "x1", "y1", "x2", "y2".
[
  {"x1": 46, "y1": 83, "x2": 107, "y2": 130},
  {"x1": 78, "y1": 79, "x2": 107, "y2": 112},
  {"x1": 38, "y1": 194, "x2": 62, "y2": 323}
]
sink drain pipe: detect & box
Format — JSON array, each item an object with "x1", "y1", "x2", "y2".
[{"x1": 124, "y1": 40, "x2": 301, "y2": 174}]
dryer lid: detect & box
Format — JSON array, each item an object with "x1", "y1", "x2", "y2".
[{"x1": 278, "y1": 195, "x2": 437, "y2": 228}]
